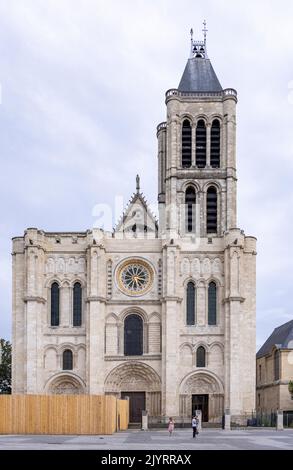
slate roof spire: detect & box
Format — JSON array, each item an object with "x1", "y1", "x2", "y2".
[{"x1": 178, "y1": 22, "x2": 222, "y2": 93}]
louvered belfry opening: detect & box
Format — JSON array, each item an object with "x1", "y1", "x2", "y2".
[
  {"x1": 182, "y1": 119, "x2": 192, "y2": 168},
  {"x1": 196, "y1": 119, "x2": 206, "y2": 168},
  {"x1": 185, "y1": 186, "x2": 196, "y2": 233},
  {"x1": 210, "y1": 119, "x2": 220, "y2": 168},
  {"x1": 207, "y1": 186, "x2": 217, "y2": 233}
]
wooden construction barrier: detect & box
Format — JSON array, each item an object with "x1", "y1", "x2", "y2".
[
  {"x1": 117, "y1": 398, "x2": 129, "y2": 431},
  {"x1": 0, "y1": 395, "x2": 129, "y2": 435}
]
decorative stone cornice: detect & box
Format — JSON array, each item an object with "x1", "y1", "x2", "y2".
[
  {"x1": 222, "y1": 296, "x2": 245, "y2": 303},
  {"x1": 23, "y1": 296, "x2": 46, "y2": 304},
  {"x1": 107, "y1": 299, "x2": 162, "y2": 305},
  {"x1": 104, "y1": 354, "x2": 161, "y2": 362},
  {"x1": 161, "y1": 296, "x2": 183, "y2": 303},
  {"x1": 85, "y1": 296, "x2": 107, "y2": 303},
  {"x1": 256, "y1": 379, "x2": 291, "y2": 390}
]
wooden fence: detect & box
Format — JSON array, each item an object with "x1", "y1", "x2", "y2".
[{"x1": 0, "y1": 395, "x2": 129, "y2": 435}]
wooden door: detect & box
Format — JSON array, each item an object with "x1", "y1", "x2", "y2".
[{"x1": 121, "y1": 392, "x2": 146, "y2": 423}]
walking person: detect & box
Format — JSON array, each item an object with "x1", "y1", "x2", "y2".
[
  {"x1": 192, "y1": 415, "x2": 198, "y2": 438},
  {"x1": 168, "y1": 417, "x2": 175, "y2": 437}
]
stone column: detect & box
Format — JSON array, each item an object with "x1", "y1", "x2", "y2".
[
  {"x1": 206, "y1": 123, "x2": 211, "y2": 167},
  {"x1": 162, "y1": 245, "x2": 180, "y2": 418},
  {"x1": 87, "y1": 244, "x2": 106, "y2": 394}
]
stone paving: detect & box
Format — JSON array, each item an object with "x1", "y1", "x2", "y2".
[{"x1": 0, "y1": 429, "x2": 292, "y2": 450}]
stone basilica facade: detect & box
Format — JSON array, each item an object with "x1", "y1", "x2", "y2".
[{"x1": 12, "y1": 32, "x2": 257, "y2": 424}]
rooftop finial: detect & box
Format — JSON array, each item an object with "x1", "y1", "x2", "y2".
[
  {"x1": 136, "y1": 174, "x2": 140, "y2": 194},
  {"x1": 202, "y1": 20, "x2": 208, "y2": 45},
  {"x1": 189, "y1": 22, "x2": 208, "y2": 59}
]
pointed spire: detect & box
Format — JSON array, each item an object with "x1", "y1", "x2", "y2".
[
  {"x1": 136, "y1": 174, "x2": 140, "y2": 194},
  {"x1": 179, "y1": 23, "x2": 222, "y2": 92}
]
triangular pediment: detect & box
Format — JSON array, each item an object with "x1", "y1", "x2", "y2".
[{"x1": 114, "y1": 192, "x2": 158, "y2": 239}]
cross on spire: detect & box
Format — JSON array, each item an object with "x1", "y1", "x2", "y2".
[
  {"x1": 202, "y1": 20, "x2": 208, "y2": 45},
  {"x1": 136, "y1": 174, "x2": 140, "y2": 194},
  {"x1": 189, "y1": 21, "x2": 208, "y2": 59}
]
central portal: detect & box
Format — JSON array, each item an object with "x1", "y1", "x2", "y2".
[
  {"x1": 192, "y1": 394, "x2": 209, "y2": 422},
  {"x1": 121, "y1": 391, "x2": 146, "y2": 423}
]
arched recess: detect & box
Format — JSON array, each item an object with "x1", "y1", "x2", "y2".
[
  {"x1": 105, "y1": 313, "x2": 118, "y2": 355},
  {"x1": 104, "y1": 362, "x2": 161, "y2": 393},
  {"x1": 45, "y1": 373, "x2": 85, "y2": 395},
  {"x1": 179, "y1": 343, "x2": 193, "y2": 368},
  {"x1": 209, "y1": 343, "x2": 224, "y2": 368},
  {"x1": 148, "y1": 313, "x2": 161, "y2": 354},
  {"x1": 44, "y1": 347, "x2": 57, "y2": 370}
]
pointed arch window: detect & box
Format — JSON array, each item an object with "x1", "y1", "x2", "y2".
[
  {"x1": 62, "y1": 349, "x2": 73, "y2": 370},
  {"x1": 196, "y1": 346, "x2": 206, "y2": 367},
  {"x1": 186, "y1": 281, "x2": 196, "y2": 325},
  {"x1": 196, "y1": 119, "x2": 206, "y2": 168},
  {"x1": 124, "y1": 314, "x2": 143, "y2": 356},
  {"x1": 182, "y1": 119, "x2": 192, "y2": 168},
  {"x1": 211, "y1": 119, "x2": 220, "y2": 168},
  {"x1": 185, "y1": 186, "x2": 196, "y2": 233},
  {"x1": 73, "y1": 282, "x2": 82, "y2": 326},
  {"x1": 208, "y1": 281, "x2": 217, "y2": 325},
  {"x1": 207, "y1": 186, "x2": 217, "y2": 233},
  {"x1": 51, "y1": 282, "x2": 60, "y2": 326},
  {"x1": 274, "y1": 350, "x2": 280, "y2": 381}
]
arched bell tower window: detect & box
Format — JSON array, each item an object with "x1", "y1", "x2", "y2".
[
  {"x1": 50, "y1": 282, "x2": 60, "y2": 327},
  {"x1": 196, "y1": 119, "x2": 206, "y2": 168},
  {"x1": 182, "y1": 119, "x2": 192, "y2": 168},
  {"x1": 73, "y1": 282, "x2": 82, "y2": 327},
  {"x1": 124, "y1": 314, "x2": 143, "y2": 356},
  {"x1": 210, "y1": 119, "x2": 220, "y2": 168},
  {"x1": 207, "y1": 186, "x2": 217, "y2": 233},
  {"x1": 208, "y1": 281, "x2": 217, "y2": 325},
  {"x1": 186, "y1": 281, "x2": 196, "y2": 325},
  {"x1": 62, "y1": 349, "x2": 73, "y2": 370},
  {"x1": 196, "y1": 346, "x2": 206, "y2": 367},
  {"x1": 185, "y1": 186, "x2": 196, "y2": 233}
]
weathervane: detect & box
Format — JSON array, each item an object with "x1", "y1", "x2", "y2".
[
  {"x1": 136, "y1": 174, "x2": 140, "y2": 194},
  {"x1": 202, "y1": 20, "x2": 208, "y2": 45}
]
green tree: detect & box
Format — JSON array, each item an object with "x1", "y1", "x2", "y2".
[{"x1": 0, "y1": 338, "x2": 12, "y2": 394}]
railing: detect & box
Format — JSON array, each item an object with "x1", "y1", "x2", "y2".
[
  {"x1": 156, "y1": 121, "x2": 167, "y2": 133},
  {"x1": 165, "y1": 88, "x2": 237, "y2": 100}
]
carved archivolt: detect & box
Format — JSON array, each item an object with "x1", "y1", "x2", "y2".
[
  {"x1": 105, "y1": 362, "x2": 161, "y2": 393},
  {"x1": 180, "y1": 371, "x2": 223, "y2": 395},
  {"x1": 46, "y1": 374, "x2": 85, "y2": 395}
]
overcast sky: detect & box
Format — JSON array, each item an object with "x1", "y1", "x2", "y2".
[{"x1": 0, "y1": 0, "x2": 292, "y2": 349}]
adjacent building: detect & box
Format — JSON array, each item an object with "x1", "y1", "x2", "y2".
[{"x1": 256, "y1": 320, "x2": 293, "y2": 413}]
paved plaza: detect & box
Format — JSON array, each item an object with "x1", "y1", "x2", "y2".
[{"x1": 0, "y1": 429, "x2": 292, "y2": 450}]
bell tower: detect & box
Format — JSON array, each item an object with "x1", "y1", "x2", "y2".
[
  {"x1": 157, "y1": 23, "x2": 238, "y2": 240},
  {"x1": 158, "y1": 26, "x2": 256, "y2": 421}
]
